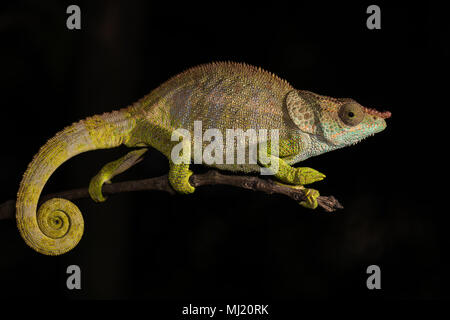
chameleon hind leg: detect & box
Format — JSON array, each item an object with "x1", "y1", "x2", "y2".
[
  {"x1": 260, "y1": 156, "x2": 324, "y2": 209},
  {"x1": 89, "y1": 148, "x2": 148, "y2": 202}
]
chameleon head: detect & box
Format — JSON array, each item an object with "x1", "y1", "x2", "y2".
[{"x1": 286, "y1": 90, "x2": 391, "y2": 147}]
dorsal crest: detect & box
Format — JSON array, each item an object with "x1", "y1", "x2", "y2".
[{"x1": 165, "y1": 61, "x2": 294, "y2": 92}]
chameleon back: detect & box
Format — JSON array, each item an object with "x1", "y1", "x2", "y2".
[{"x1": 139, "y1": 62, "x2": 301, "y2": 172}]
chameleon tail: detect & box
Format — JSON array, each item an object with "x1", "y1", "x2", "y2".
[{"x1": 16, "y1": 109, "x2": 135, "y2": 255}]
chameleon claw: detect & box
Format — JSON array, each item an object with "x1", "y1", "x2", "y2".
[
  {"x1": 88, "y1": 148, "x2": 148, "y2": 203},
  {"x1": 176, "y1": 169, "x2": 195, "y2": 194},
  {"x1": 89, "y1": 173, "x2": 110, "y2": 202},
  {"x1": 183, "y1": 170, "x2": 196, "y2": 194},
  {"x1": 299, "y1": 188, "x2": 320, "y2": 209},
  {"x1": 274, "y1": 182, "x2": 320, "y2": 210},
  {"x1": 168, "y1": 165, "x2": 196, "y2": 194}
]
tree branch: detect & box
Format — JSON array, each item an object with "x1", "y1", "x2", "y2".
[{"x1": 0, "y1": 170, "x2": 343, "y2": 220}]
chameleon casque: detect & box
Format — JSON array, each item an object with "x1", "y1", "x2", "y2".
[{"x1": 16, "y1": 62, "x2": 391, "y2": 255}]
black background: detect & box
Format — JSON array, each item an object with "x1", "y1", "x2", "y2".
[{"x1": 0, "y1": 0, "x2": 448, "y2": 307}]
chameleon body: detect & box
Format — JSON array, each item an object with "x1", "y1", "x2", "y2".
[{"x1": 16, "y1": 62, "x2": 391, "y2": 255}]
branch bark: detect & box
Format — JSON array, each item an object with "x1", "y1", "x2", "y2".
[{"x1": 0, "y1": 170, "x2": 343, "y2": 220}]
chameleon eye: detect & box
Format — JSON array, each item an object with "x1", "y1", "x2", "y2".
[{"x1": 339, "y1": 103, "x2": 364, "y2": 126}]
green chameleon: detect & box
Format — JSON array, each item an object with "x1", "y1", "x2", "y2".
[{"x1": 16, "y1": 62, "x2": 391, "y2": 255}]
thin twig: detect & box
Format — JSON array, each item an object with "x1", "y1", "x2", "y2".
[{"x1": 0, "y1": 170, "x2": 343, "y2": 220}]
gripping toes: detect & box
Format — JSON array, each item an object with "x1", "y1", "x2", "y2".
[
  {"x1": 89, "y1": 172, "x2": 111, "y2": 202},
  {"x1": 299, "y1": 188, "x2": 320, "y2": 209},
  {"x1": 294, "y1": 167, "x2": 325, "y2": 185},
  {"x1": 88, "y1": 148, "x2": 147, "y2": 203},
  {"x1": 169, "y1": 164, "x2": 195, "y2": 194}
]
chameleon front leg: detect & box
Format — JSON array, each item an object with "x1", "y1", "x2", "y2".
[
  {"x1": 274, "y1": 158, "x2": 325, "y2": 186},
  {"x1": 260, "y1": 155, "x2": 325, "y2": 209},
  {"x1": 89, "y1": 148, "x2": 148, "y2": 202}
]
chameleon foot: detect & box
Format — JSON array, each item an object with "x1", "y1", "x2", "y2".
[
  {"x1": 299, "y1": 188, "x2": 320, "y2": 209},
  {"x1": 168, "y1": 163, "x2": 195, "y2": 194},
  {"x1": 89, "y1": 148, "x2": 148, "y2": 202},
  {"x1": 89, "y1": 172, "x2": 110, "y2": 202},
  {"x1": 275, "y1": 182, "x2": 320, "y2": 210}
]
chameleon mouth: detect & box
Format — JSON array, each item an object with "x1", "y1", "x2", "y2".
[{"x1": 363, "y1": 107, "x2": 391, "y2": 119}]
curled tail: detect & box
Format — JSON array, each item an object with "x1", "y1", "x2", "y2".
[{"x1": 16, "y1": 108, "x2": 135, "y2": 255}]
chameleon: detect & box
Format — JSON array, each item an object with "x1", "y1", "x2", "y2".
[{"x1": 15, "y1": 61, "x2": 391, "y2": 255}]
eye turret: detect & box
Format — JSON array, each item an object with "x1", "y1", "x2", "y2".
[{"x1": 338, "y1": 103, "x2": 364, "y2": 126}]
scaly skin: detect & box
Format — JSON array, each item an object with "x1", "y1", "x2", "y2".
[{"x1": 16, "y1": 61, "x2": 391, "y2": 255}]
